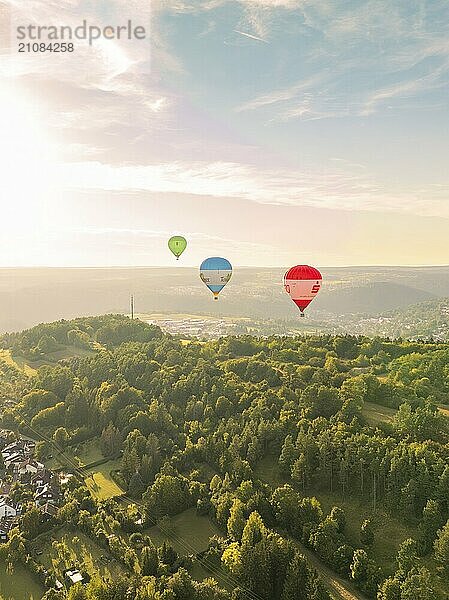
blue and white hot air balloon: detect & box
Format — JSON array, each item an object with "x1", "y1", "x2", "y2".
[{"x1": 199, "y1": 257, "x2": 233, "y2": 300}]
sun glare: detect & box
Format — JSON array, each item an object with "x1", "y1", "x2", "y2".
[{"x1": 0, "y1": 84, "x2": 56, "y2": 213}]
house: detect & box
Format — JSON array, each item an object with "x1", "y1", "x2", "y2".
[
  {"x1": 2, "y1": 440, "x2": 35, "y2": 460},
  {"x1": 0, "y1": 498, "x2": 21, "y2": 519},
  {"x1": 35, "y1": 484, "x2": 60, "y2": 506},
  {"x1": 31, "y1": 469, "x2": 53, "y2": 488},
  {"x1": 2, "y1": 441, "x2": 25, "y2": 458},
  {"x1": 0, "y1": 519, "x2": 14, "y2": 543},
  {"x1": 59, "y1": 472, "x2": 74, "y2": 486},
  {"x1": 4, "y1": 451, "x2": 25, "y2": 470},
  {"x1": 40, "y1": 502, "x2": 58, "y2": 522},
  {"x1": 18, "y1": 458, "x2": 44, "y2": 476},
  {"x1": 64, "y1": 568, "x2": 85, "y2": 587}
]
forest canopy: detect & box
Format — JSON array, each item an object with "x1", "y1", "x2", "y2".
[{"x1": 1, "y1": 315, "x2": 448, "y2": 600}]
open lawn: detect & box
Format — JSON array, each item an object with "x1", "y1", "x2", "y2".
[
  {"x1": 85, "y1": 460, "x2": 124, "y2": 499},
  {"x1": 0, "y1": 563, "x2": 44, "y2": 600},
  {"x1": 361, "y1": 401, "x2": 396, "y2": 426},
  {"x1": 362, "y1": 400, "x2": 449, "y2": 429},
  {"x1": 143, "y1": 508, "x2": 232, "y2": 589},
  {"x1": 65, "y1": 439, "x2": 104, "y2": 468},
  {"x1": 0, "y1": 346, "x2": 95, "y2": 374},
  {"x1": 0, "y1": 348, "x2": 37, "y2": 376},
  {"x1": 144, "y1": 508, "x2": 222, "y2": 555},
  {"x1": 45, "y1": 438, "x2": 107, "y2": 473},
  {"x1": 46, "y1": 439, "x2": 105, "y2": 471},
  {"x1": 254, "y1": 454, "x2": 286, "y2": 488},
  {"x1": 36, "y1": 526, "x2": 125, "y2": 582},
  {"x1": 312, "y1": 490, "x2": 416, "y2": 574}
]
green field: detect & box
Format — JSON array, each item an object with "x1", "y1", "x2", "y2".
[
  {"x1": 85, "y1": 460, "x2": 124, "y2": 500},
  {"x1": 46, "y1": 439, "x2": 106, "y2": 471},
  {"x1": 144, "y1": 508, "x2": 222, "y2": 555},
  {"x1": 143, "y1": 508, "x2": 230, "y2": 588},
  {"x1": 0, "y1": 563, "x2": 44, "y2": 600},
  {"x1": 361, "y1": 401, "x2": 396, "y2": 426},
  {"x1": 65, "y1": 439, "x2": 104, "y2": 468},
  {"x1": 254, "y1": 454, "x2": 286, "y2": 488},
  {"x1": 313, "y1": 490, "x2": 416, "y2": 574},
  {"x1": 0, "y1": 346, "x2": 95, "y2": 375},
  {"x1": 0, "y1": 348, "x2": 37, "y2": 376},
  {"x1": 36, "y1": 526, "x2": 124, "y2": 582},
  {"x1": 362, "y1": 400, "x2": 449, "y2": 428}
]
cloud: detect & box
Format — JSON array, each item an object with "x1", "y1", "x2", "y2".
[
  {"x1": 234, "y1": 0, "x2": 449, "y2": 120},
  {"x1": 54, "y1": 159, "x2": 449, "y2": 219}
]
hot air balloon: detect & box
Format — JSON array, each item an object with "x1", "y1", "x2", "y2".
[
  {"x1": 284, "y1": 265, "x2": 322, "y2": 316},
  {"x1": 168, "y1": 236, "x2": 187, "y2": 260},
  {"x1": 200, "y1": 257, "x2": 232, "y2": 300}
]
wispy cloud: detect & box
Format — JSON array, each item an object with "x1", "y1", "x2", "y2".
[
  {"x1": 234, "y1": 0, "x2": 449, "y2": 120},
  {"x1": 54, "y1": 159, "x2": 449, "y2": 219}
]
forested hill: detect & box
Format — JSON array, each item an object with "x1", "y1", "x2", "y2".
[{"x1": 1, "y1": 315, "x2": 449, "y2": 600}]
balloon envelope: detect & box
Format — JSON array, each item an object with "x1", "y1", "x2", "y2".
[
  {"x1": 284, "y1": 265, "x2": 322, "y2": 314},
  {"x1": 200, "y1": 257, "x2": 232, "y2": 299},
  {"x1": 168, "y1": 236, "x2": 187, "y2": 259}
]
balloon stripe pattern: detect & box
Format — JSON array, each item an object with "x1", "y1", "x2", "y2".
[
  {"x1": 284, "y1": 265, "x2": 322, "y2": 315},
  {"x1": 200, "y1": 257, "x2": 232, "y2": 300}
]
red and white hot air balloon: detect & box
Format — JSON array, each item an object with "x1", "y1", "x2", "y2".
[{"x1": 284, "y1": 265, "x2": 322, "y2": 316}]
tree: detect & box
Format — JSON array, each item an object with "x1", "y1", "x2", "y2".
[
  {"x1": 20, "y1": 506, "x2": 42, "y2": 539},
  {"x1": 279, "y1": 436, "x2": 297, "y2": 476},
  {"x1": 291, "y1": 454, "x2": 307, "y2": 491},
  {"x1": 329, "y1": 507, "x2": 345, "y2": 534},
  {"x1": 397, "y1": 539, "x2": 417, "y2": 576},
  {"x1": 434, "y1": 519, "x2": 449, "y2": 575},
  {"x1": 333, "y1": 544, "x2": 354, "y2": 576},
  {"x1": 281, "y1": 552, "x2": 311, "y2": 600},
  {"x1": 377, "y1": 576, "x2": 401, "y2": 600},
  {"x1": 143, "y1": 474, "x2": 189, "y2": 518},
  {"x1": 350, "y1": 549, "x2": 379, "y2": 595},
  {"x1": 67, "y1": 585, "x2": 87, "y2": 600},
  {"x1": 101, "y1": 423, "x2": 122, "y2": 458},
  {"x1": 140, "y1": 544, "x2": 159, "y2": 576},
  {"x1": 159, "y1": 541, "x2": 177, "y2": 566},
  {"x1": 400, "y1": 567, "x2": 436, "y2": 600},
  {"x1": 128, "y1": 472, "x2": 146, "y2": 499},
  {"x1": 53, "y1": 426, "x2": 69, "y2": 448},
  {"x1": 418, "y1": 500, "x2": 445, "y2": 555},
  {"x1": 166, "y1": 568, "x2": 197, "y2": 599},
  {"x1": 228, "y1": 499, "x2": 246, "y2": 542},
  {"x1": 360, "y1": 519, "x2": 374, "y2": 547}
]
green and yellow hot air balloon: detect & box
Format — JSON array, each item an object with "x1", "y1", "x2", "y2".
[{"x1": 168, "y1": 236, "x2": 187, "y2": 260}]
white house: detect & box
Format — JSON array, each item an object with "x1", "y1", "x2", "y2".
[
  {"x1": 3, "y1": 451, "x2": 25, "y2": 470},
  {"x1": 18, "y1": 459, "x2": 44, "y2": 476},
  {"x1": 0, "y1": 498, "x2": 20, "y2": 519}
]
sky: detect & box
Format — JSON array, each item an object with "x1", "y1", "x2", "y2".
[{"x1": 0, "y1": 0, "x2": 448, "y2": 267}]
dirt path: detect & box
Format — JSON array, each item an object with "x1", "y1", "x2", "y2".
[{"x1": 292, "y1": 538, "x2": 369, "y2": 600}]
